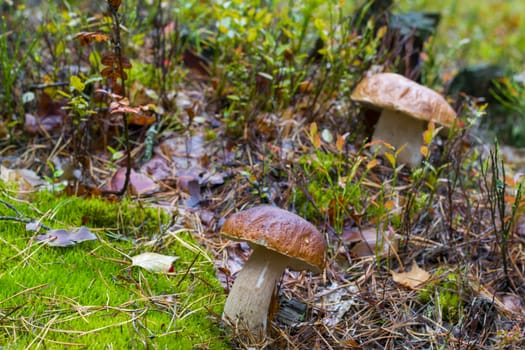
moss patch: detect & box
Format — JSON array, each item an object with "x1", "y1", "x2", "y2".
[
  {"x1": 418, "y1": 270, "x2": 464, "y2": 324},
  {"x1": 0, "y1": 190, "x2": 228, "y2": 348}
]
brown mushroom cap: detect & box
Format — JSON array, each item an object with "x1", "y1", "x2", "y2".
[
  {"x1": 221, "y1": 205, "x2": 326, "y2": 273},
  {"x1": 351, "y1": 72, "x2": 456, "y2": 127}
]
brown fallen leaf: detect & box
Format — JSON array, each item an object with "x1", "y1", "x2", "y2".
[
  {"x1": 342, "y1": 227, "x2": 398, "y2": 258},
  {"x1": 108, "y1": 168, "x2": 159, "y2": 195},
  {"x1": 24, "y1": 113, "x2": 64, "y2": 135},
  {"x1": 24, "y1": 93, "x2": 67, "y2": 135},
  {"x1": 183, "y1": 48, "x2": 210, "y2": 77},
  {"x1": 177, "y1": 174, "x2": 201, "y2": 207},
  {"x1": 141, "y1": 156, "x2": 173, "y2": 182},
  {"x1": 391, "y1": 261, "x2": 430, "y2": 290}
]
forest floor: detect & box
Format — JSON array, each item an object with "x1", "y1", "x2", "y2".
[{"x1": 1, "y1": 1, "x2": 525, "y2": 349}]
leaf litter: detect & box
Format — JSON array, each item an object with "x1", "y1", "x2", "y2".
[{"x1": 35, "y1": 226, "x2": 97, "y2": 247}]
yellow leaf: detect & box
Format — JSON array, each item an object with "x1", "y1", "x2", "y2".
[
  {"x1": 376, "y1": 25, "x2": 387, "y2": 40},
  {"x1": 298, "y1": 80, "x2": 313, "y2": 93},
  {"x1": 391, "y1": 261, "x2": 430, "y2": 290},
  {"x1": 428, "y1": 121, "x2": 435, "y2": 134},
  {"x1": 395, "y1": 144, "x2": 407, "y2": 157},
  {"x1": 310, "y1": 122, "x2": 318, "y2": 136},
  {"x1": 420, "y1": 145, "x2": 429, "y2": 158},
  {"x1": 384, "y1": 152, "x2": 396, "y2": 168},
  {"x1": 384, "y1": 200, "x2": 396, "y2": 210},
  {"x1": 313, "y1": 134, "x2": 321, "y2": 149},
  {"x1": 70, "y1": 75, "x2": 85, "y2": 93},
  {"x1": 423, "y1": 130, "x2": 433, "y2": 145},
  {"x1": 336, "y1": 134, "x2": 345, "y2": 152},
  {"x1": 366, "y1": 158, "x2": 378, "y2": 170}
]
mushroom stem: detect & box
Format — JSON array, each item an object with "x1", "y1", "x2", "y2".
[
  {"x1": 222, "y1": 246, "x2": 288, "y2": 334},
  {"x1": 373, "y1": 108, "x2": 426, "y2": 167}
]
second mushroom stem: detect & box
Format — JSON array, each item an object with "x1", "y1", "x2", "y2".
[{"x1": 222, "y1": 247, "x2": 288, "y2": 333}]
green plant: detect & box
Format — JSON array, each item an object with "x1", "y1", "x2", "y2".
[
  {"x1": 43, "y1": 160, "x2": 66, "y2": 192},
  {"x1": 69, "y1": 0, "x2": 144, "y2": 195},
  {"x1": 418, "y1": 269, "x2": 464, "y2": 323},
  {"x1": 492, "y1": 77, "x2": 525, "y2": 146},
  {"x1": 293, "y1": 123, "x2": 379, "y2": 233},
  {"x1": 0, "y1": 14, "x2": 39, "y2": 133},
  {"x1": 399, "y1": 122, "x2": 450, "y2": 238},
  {"x1": 481, "y1": 143, "x2": 523, "y2": 289}
]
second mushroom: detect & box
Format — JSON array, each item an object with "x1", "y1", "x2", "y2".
[
  {"x1": 351, "y1": 72, "x2": 457, "y2": 167},
  {"x1": 221, "y1": 205, "x2": 326, "y2": 335}
]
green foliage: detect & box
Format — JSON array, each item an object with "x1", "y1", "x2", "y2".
[
  {"x1": 492, "y1": 78, "x2": 525, "y2": 146},
  {"x1": 293, "y1": 129, "x2": 377, "y2": 233},
  {"x1": 0, "y1": 11, "x2": 39, "y2": 129},
  {"x1": 0, "y1": 191, "x2": 228, "y2": 348},
  {"x1": 399, "y1": 0, "x2": 525, "y2": 67}
]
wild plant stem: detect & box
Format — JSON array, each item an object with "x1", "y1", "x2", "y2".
[
  {"x1": 483, "y1": 145, "x2": 512, "y2": 288},
  {"x1": 109, "y1": 5, "x2": 131, "y2": 196}
]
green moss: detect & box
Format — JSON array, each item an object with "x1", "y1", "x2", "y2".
[
  {"x1": 0, "y1": 191, "x2": 228, "y2": 348},
  {"x1": 418, "y1": 270, "x2": 463, "y2": 323}
]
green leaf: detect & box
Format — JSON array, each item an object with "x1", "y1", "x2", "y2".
[{"x1": 70, "y1": 75, "x2": 85, "y2": 93}]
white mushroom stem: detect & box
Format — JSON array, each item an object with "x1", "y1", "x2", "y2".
[
  {"x1": 222, "y1": 246, "x2": 288, "y2": 334},
  {"x1": 372, "y1": 108, "x2": 426, "y2": 167}
]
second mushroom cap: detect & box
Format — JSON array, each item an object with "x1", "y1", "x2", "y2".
[
  {"x1": 351, "y1": 72, "x2": 456, "y2": 128},
  {"x1": 221, "y1": 205, "x2": 326, "y2": 273},
  {"x1": 351, "y1": 72, "x2": 457, "y2": 167}
]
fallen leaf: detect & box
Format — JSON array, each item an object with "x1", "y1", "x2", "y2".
[
  {"x1": 513, "y1": 213, "x2": 525, "y2": 237},
  {"x1": 177, "y1": 174, "x2": 201, "y2": 207},
  {"x1": 341, "y1": 227, "x2": 398, "y2": 258},
  {"x1": 24, "y1": 93, "x2": 67, "y2": 135},
  {"x1": 24, "y1": 113, "x2": 64, "y2": 135},
  {"x1": 319, "y1": 281, "x2": 359, "y2": 327},
  {"x1": 141, "y1": 156, "x2": 173, "y2": 182},
  {"x1": 0, "y1": 166, "x2": 46, "y2": 191},
  {"x1": 298, "y1": 80, "x2": 314, "y2": 93},
  {"x1": 35, "y1": 226, "x2": 97, "y2": 247},
  {"x1": 201, "y1": 171, "x2": 225, "y2": 186},
  {"x1": 391, "y1": 261, "x2": 430, "y2": 290},
  {"x1": 183, "y1": 48, "x2": 211, "y2": 76},
  {"x1": 502, "y1": 295, "x2": 525, "y2": 315},
  {"x1": 158, "y1": 135, "x2": 207, "y2": 169},
  {"x1": 108, "y1": 168, "x2": 159, "y2": 195},
  {"x1": 131, "y1": 252, "x2": 178, "y2": 273},
  {"x1": 25, "y1": 221, "x2": 41, "y2": 232}
]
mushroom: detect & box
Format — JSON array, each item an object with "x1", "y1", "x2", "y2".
[
  {"x1": 351, "y1": 72, "x2": 456, "y2": 167},
  {"x1": 221, "y1": 205, "x2": 326, "y2": 334}
]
